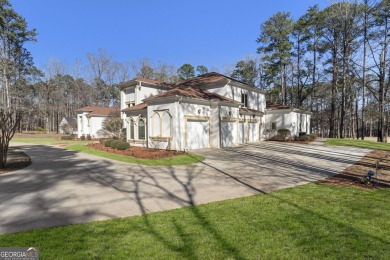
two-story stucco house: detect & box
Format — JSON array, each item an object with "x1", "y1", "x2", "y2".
[
  {"x1": 76, "y1": 106, "x2": 120, "y2": 138},
  {"x1": 120, "y1": 72, "x2": 267, "y2": 150}
]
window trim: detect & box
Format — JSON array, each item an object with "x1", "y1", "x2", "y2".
[
  {"x1": 130, "y1": 119, "x2": 135, "y2": 139},
  {"x1": 241, "y1": 93, "x2": 248, "y2": 108},
  {"x1": 138, "y1": 118, "x2": 146, "y2": 140}
]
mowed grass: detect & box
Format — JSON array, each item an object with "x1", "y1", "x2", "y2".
[
  {"x1": 11, "y1": 137, "x2": 204, "y2": 166},
  {"x1": 326, "y1": 138, "x2": 390, "y2": 151},
  {"x1": 11, "y1": 137, "x2": 88, "y2": 146},
  {"x1": 67, "y1": 143, "x2": 204, "y2": 166},
  {"x1": 1, "y1": 184, "x2": 389, "y2": 259}
]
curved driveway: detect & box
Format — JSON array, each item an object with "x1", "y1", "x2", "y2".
[{"x1": 0, "y1": 140, "x2": 371, "y2": 234}]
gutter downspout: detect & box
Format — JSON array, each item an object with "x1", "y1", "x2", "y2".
[{"x1": 177, "y1": 96, "x2": 183, "y2": 151}]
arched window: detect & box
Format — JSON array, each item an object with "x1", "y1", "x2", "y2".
[
  {"x1": 130, "y1": 119, "x2": 135, "y2": 139},
  {"x1": 151, "y1": 112, "x2": 161, "y2": 136},
  {"x1": 138, "y1": 119, "x2": 145, "y2": 140},
  {"x1": 162, "y1": 111, "x2": 172, "y2": 137}
]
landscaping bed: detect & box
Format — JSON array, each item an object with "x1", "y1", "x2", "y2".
[
  {"x1": 88, "y1": 143, "x2": 183, "y2": 159},
  {"x1": 319, "y1": 150, "x2": 390, "y2": 189},
  {"x1": 0, "y1": 147, "x2": 31, "y2": 175}
]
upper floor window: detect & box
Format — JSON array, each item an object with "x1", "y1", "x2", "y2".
[
  {"x1": 241, "y1": 93, "x2": 248, "y2": 107},
  {"x1": 125, "y1": 88, "x2": 135, "y2": 94}
]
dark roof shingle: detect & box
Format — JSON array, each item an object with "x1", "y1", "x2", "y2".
[
  {"x1": 239, "y1": 107, "x2": 264, "y2": 115},
  {"x1": 144, "y1": 87, "x2": 239, "y2": 104},
  {"x1": 266, "y1": 102, "x2": 292, "y2": 110},
  {"x1": 121, "y1": 103, "x2": 147, "y2": 112},
  {"x1": 76, "y1": 106, "x2": 119, "y2": 116}
]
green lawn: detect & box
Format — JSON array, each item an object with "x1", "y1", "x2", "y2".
[
  {"x1": 1, "y1": 184, "x2": 389, "y2": 259},
  {"x1": 11, "y1": 137, "x2": 88, "y2": 146},
  {"x1": 67, "y1": 143, "x2": 204, "y2": 166},
  {"x1": 11, "y1": 137, "x2": 204, "y2": 166},
  {"x1": 326, "y1": 138, "x2": 390, "y2": 150}
]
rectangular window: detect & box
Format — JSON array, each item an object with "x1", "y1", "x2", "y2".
[
  {"x1": 130, "y1": 120, "x2": 134, "y2": 139},
  {"x1": 271, "y1": 122, "x2": 277, "y2": 130},
  {"x1": 241, "y1": 93, "x2": 248, "y2": 107},
  {"x1": 138, "y1": 120, "x2": 145, "y2": 140}
]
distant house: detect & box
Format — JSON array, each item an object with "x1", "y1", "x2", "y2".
[
  {"x1": 76, "y1": 106, "x2": 120, "y2": 138},
  {"x1": 264, "y1": 102, "x2": 311, "y2": 139},
  {"x1": 59, "y1": 117, "x2": 77, "y2": 134}
]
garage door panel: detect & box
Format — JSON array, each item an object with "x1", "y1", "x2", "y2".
[
  {"x1": 187, "y1": 120, "x2": 209, "y2": 149},
  {"x1": 239, "y1": 122, "x2": 245, "y2": 144},
  {"x1": 249, "y1": 123, "x2": 258, "y2": 142},
  {"x1": 221, "y1": 121, "x2": 237, "y2": 147}
]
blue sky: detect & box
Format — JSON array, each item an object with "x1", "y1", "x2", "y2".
[{"x1": 13, "y1": 0, "x2": 329, "y2": 72}]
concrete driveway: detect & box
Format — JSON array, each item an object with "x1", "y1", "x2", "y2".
[{"x1": 0, "y1": 140, "x2": 371, "y2": 234}]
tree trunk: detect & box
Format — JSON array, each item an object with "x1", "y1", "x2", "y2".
[
  {"x1": 329, "y1": 42, "x2": 338, "y2": 138},
  {"x1": 361, "y1": 0, "x2": 368, "y2": 140}
]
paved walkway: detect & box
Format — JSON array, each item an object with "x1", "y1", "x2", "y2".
[{"x1": 0, "y1": 141, "x2": 371, "y2": 234}]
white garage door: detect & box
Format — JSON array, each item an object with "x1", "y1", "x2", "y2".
[
  {"x1": 239, "y1": 122, "x2": 245, "y2": 143},
  {"x1": 249, "y1": 122, "x2": 258, "y2": 142},
  {"x1": 221, "y1": 121, "x2": 237, "y2": 147},
  {"x1": 187, "y1": 120, "x2": 209, "y2": 149}
]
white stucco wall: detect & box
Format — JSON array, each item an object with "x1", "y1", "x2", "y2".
[
  {"x1": 137, "y1": 86, "x2": 164, "y2": 104},
  {"x1": 264, "y1": 111, "x2": 292, "y2": 139},
  {"x1": 265, "y1": 111, "x2": 311, "y2": 139},
  {"x1": 291, "y1": 112, "x2": 311, "y2": 135},
  {"x1": 147, "y1": 103, "x2": 177, "y2": 150},
  {"x1": 205, "y1": 83, "x2": 266, "y2": 112},
  {"x1": 77, "y1": 113, "x2": 106, "y2": 138}
]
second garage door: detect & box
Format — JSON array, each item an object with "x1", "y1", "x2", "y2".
[
  {"x1": 187, "y1": 120, "x2": 209, "y2": 149},
  {"x1": 249, "y1": 122, "x2": 258, "y2": 142},
  {"x1": 221, "y1": 121, "x2": 237, "y2": 147}
]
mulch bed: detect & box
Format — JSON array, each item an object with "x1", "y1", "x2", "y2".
[
  {"x1": 88, "y1": 143, "x2": 183, "y2": 159},
  {"x1": 0, "y1": 148, "x2": 32, "y2": 175},
  {"x1": 319, "y1": 150, "x2": 390, "y2": 189}
]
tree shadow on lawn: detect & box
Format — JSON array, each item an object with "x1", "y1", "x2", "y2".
[
  {"x1": 124, "y1": 144, "x2": 389, "y2": 258},
  {"x1": 1, "y1": 144, "x2": 388, "y2": 258},
  {"x1": 130, "y1": 165, "x2": 389, "y2": 258}
]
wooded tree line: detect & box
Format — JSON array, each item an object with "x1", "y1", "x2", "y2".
[
  {"x1": 1, "y1": 0, "x2": 390, "y2": 143},
  {"x1": 243, "y1": 0, "x2": 390, "y2": 141},
  {"x1": 4, "y1": 47, "x2": 211, "y2": 133}
]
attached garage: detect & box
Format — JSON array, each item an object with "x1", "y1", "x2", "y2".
[
  {"x1": 186, "y1": 120, "x2": 209, "y2": 149},
  {"x1": 221, "y1": 121, "x2": 237, "y2": 147}
]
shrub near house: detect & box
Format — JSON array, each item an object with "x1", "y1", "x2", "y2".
[
  {"x1": 104, "y1": 139, "x2": 130, "y2": 150},
  {"x1": 277, "y1": 128, "x2": 291, "y2": 141}
]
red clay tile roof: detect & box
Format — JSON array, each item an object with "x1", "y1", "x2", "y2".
[
  {"x1": 121, "y1": 103, "x2": 147, "y2": 112},
  {"x1": 177, "y1": 72, "x2": 255, "y2": 88},
  {"x1": 239, "y1": 107, "x2": 264, "y2": 115},
  {"x1": 135, "y1": 77, "x2": 161, "y2": 84},
  {"x1": 76, "y1": 106, "x2": 119, "y2": 116},
  {"x1": 119, "y1": 72, "x2": 257, "y2": 90},
  {"x1": 144, "y1": 87, "x2": 239, "y2": 104},
  {"x1": 266, "y1": 102, "x2": 292, "y2": 110},
  {"x1": 119, "y1": 77, "x2": 174, "y2": 88}
]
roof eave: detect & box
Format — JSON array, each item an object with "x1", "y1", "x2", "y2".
[{"x1": 228, "y1": 80, "x2": 266, "y2": 94}]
